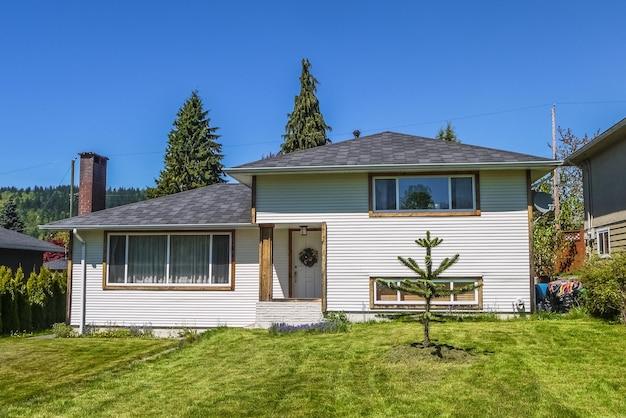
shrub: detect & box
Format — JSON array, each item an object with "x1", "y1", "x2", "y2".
[
  {"x1": 52, "y1": 322, "x2": 76, "y2": 338},
  {"x1": 578, "y1": 253, "x2": 626, "y2": 322},
  {"x1": 178, "y1": 328, "x2": 199, "y2": 343},
  {"x1": 0, "y1": 266, "x2": 66, "y2": 334},
  {"x1": 270, "y1": 312, "x2": 351, "y2": 335},
  {"x1": 323, "y1": 311, "x2": 351, "y2": 332}
]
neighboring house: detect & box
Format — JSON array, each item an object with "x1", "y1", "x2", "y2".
[
  {"x1": 0, "y1": 227, "x2": 64, "y2": 275},
  {"x1": 41, "y1": 133, "x2": 559, "y2": 332},
  {"x1": 567, "y1": 117, "x2": 626, "y2": 256}
]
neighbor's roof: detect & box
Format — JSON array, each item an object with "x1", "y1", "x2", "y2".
[
  {"x1": 40, "y1": 183, "x2": 252, "y2": 230},
  {"x1": 567, "y1": 117, "x2": 626, "y2": 165},
  {"x1": 0, "y1": 227, "x2": 64, "y2": 252},
  {"x1": 228, "y1": 131, "x2": 559, "y2": 175}
]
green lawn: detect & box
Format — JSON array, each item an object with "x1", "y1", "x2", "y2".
[{"x1": 1, "y1": 319, "x2": 625, "y2": 417}]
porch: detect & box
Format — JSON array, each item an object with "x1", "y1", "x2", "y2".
[{"x1": 256, "y1": 223, "x2": 327, "y2": 326}]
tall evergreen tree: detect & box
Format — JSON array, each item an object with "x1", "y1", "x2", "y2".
[
  {"x1": 0, "y1": 197, "x2": 25, "y2": 233},
  {"x1": 436, "y1": 121, "x2": 460, "y2": 143},
  {"x1": 148, "y1": 91, "x2": 224, "y2": 198},
  {"x1": 280, "y1": 59, "x2": 331, "y2": 154}
]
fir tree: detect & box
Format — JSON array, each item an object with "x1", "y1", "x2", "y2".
[
  {"x1": 0, "y1": 197, "x2": 25, "y2": 233},
  {"x1": 436, "y1": 121, "x2": 460, "y2": 143},
  {"x1": 376, "y1": 231, "x2": 480, "y2": 347},
  {"x1": 148, "y1": 91, "x2": 224, "y2": 198},
  {"x1": 280, "y1": 59, "x2": 331, "y2": 154}
]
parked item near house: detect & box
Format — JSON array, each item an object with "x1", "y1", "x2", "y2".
[
  {"x1": 567, "y1": 117, "x2": 626, "y2": 256},
  {"x1": 40, "y1": 132, "x2": 560, "y2": 332},
  {"x1": 536, "y1": 280, "x2": 583, "y2": 313}
]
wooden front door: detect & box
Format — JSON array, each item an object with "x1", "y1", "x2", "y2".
[{"x1": 291, "y1": 230, "x2": 322, "y2": 299}]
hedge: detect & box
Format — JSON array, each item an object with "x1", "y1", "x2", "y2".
[{"x1": 0, "y1": 266, "x2": 66, "y2": 334}]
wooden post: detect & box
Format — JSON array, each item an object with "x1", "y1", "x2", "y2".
[{"x1": 259, "y1": 225, "x2": 274, "y2": 301}]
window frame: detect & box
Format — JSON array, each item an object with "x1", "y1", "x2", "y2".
[
  {"x1": 103, "y1": 231, "x2": 235, "y2": 290},
  {"x1": 370, "y1": 277, "x2": 482, "y2": 310},
  {"x1": 597, "y1": 227, "x2": 611, "y2": 257},
  {"x1": 369, "y1": 173, "x2": 479, "y2": 216}
]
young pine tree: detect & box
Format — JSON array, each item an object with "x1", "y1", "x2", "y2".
[
  {"x1": 280, "y1": 58, "x2": 331, "y2": 154},
  {"x1": 436, "y1": 121, "x2": 460, "y2": 143},
  {"x1": 148, "y1": 91, "x2": 224, "y2": 198},
  {"x1": 376, "y1": 231, "x2": 479, "y2": 347},
  {"x1": 0, "y1": 197, "x2": 25, "y2": 233}
]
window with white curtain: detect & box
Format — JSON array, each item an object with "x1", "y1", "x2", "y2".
[{"x1": 107, "y1": 233, "x2": 232, "y2": 286}]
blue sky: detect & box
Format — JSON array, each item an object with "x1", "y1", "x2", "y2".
[{"x1": 1, "y1": 1, "x2": 626, "y2": 188}]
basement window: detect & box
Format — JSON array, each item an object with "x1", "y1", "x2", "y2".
[
  {"x1": 372, "y1": 278, "x2": 481, "y2": 307},
  {"x1": 106, "y1": 232, "x2": 232, "y2": 287}
]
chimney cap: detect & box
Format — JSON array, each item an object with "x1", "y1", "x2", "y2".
[{"x1": 79, "y1": 152, "x2": 109, "y2": 161}]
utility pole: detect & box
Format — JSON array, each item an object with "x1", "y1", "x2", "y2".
[
  {"x1": 69, "y1": 159, "x2": 75, "y2": 217},
  {"x1": 551, "y1": 104, "x2": 560, "y2": 229}
]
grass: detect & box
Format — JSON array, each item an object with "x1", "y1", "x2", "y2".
[
  {"x1": 0, "y1": 335, "x2": 176, "y2": 413},
  {"x1": 1, "y1": 319, "x2": 626, "y2": 417}
]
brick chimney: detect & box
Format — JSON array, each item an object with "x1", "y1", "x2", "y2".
[{"x1": 78, "y1": 152, "x2": 108, "y2": 215}]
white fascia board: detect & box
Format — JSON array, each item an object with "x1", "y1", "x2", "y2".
[
  {"x1": 226, "y1": 160, "x2": 562, "y2": 176},
  {"x1": 38, "y1": 223, "x2": 256, "y2": 231}
]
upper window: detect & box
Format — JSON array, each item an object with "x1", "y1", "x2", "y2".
[
  {"x1": 597, "y1": 228, "x2": 610, "y2": 257},
  {"x1": 107, "y1": 233, "x2": 232, "y2": 287},
  {"x1": 373, "y1": 175, "x2": 476, "y2": 212}
]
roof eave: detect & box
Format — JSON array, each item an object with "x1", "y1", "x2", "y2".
[
  {"x1": 566, "y1": 117, "x2": 626, "y2": 165},
  {"x1": 227, "y1": 160, "x2": 561, "y2": 178},
  {"x1": 39, "y1": 223, "x2": 256, "y2": 231}
]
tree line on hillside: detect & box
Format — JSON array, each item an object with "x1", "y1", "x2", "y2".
[{"x1": 0, "y1": 187, "x2": 146, "y2": 238}]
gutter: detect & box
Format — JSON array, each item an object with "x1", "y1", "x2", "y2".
[{"x1": 73, "y1": 229, "x2": 87, "y2": 335}]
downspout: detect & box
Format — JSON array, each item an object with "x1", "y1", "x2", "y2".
[{"x1": 73, "y1": 229, "x2": 87, "y2": 335}]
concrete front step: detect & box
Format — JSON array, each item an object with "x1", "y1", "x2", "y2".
[{"x1": 255, "y1": 300, "x2": 323, "y2": 328}]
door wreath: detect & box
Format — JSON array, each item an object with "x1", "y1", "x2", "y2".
[{"x1": 299, "y1": 248, "x2": 319, "y2": 267}]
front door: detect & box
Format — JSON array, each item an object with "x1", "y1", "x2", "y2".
[{"x1": 291, "y1": 230, "x2": 322, "y2": 299}]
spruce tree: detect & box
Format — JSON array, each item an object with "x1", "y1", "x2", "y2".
[
  {"x1": 280, "y1": 59, "x2": 331, "y2": 154},
  {"x1": 148, "y1": 91, "x2": 224, "y2": 198},
  {"x1": 0, "y1": 197, "x2": 25, "y2": 233},
  {"x1": 376, "y1": 231, "x2": 480, "y2": 347},
  {"x1": 436, "y1": 121, "x2": 460, "y2": 143}
]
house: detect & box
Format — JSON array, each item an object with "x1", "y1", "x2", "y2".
[
  {"x1": 567, "y1": 117, "x2": 626, "y2": 256},
  {"x1": 41, "y1": 133, "x2": 559, "y2": 333},
  {"x1": 0, "y1": 227, "x2": 64, "y2": 276}
]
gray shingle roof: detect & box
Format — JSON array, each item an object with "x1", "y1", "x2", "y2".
[
  {"x1": 0, "y1": 227, "x2": 64, "y2": 252},
  {"x1": 234, "y1": 131, "x2": 553, "y2": 169},
  {"x1": 41, "y1": 183, "x2": 251, "y2": 229}
]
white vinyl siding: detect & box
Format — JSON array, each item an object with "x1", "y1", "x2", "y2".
[
  {"x1": 71, "y1": 229, "x2": 259, "y2": 328},
  {"x1": 256, "y1": 171, "x2": 530, "y2": 313}
]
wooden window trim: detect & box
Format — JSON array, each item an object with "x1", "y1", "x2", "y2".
[
  {"x1": 368, "y1": 172, "x2": 481, "y2": 217},
  {"x1": 102, "y1": 230, "x2": 236, "y2": 291},
  {"x1": 369, "y1": 276, "x2": 483, "y2": 311}
]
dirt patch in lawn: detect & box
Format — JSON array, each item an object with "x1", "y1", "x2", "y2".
[{"x1": 386, "y1": 342, "x2": 489, "y2": 364}]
